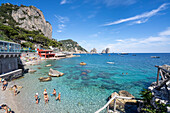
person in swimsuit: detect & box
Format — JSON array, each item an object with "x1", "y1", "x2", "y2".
[
  {"x1": 13, "y1": 85, "x2": 17, "y2": 96},
  {"x1": 56, "y1": 92, "x2": 61, "y2": 102},
  {"x1": 43, "y1": 89, "x2": 49, "y2": 103},
  {"x1": 1, "y1": 104, "x2": 12, "y2": 113},
  {"x1": 52, "y1": 89, "x2": 56, "y2": 96},
  {"x1": 35, "y1": 93, "x2": 39, "y2": 104},
  {"x1": 2, "y1": 80, "x2": 8, "y2": 91},
  {"x1": 44, "y1": 93, "x2": 49, "y2": 104}
]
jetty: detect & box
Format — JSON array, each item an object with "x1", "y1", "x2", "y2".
[{"x1": 0, "y1": 40, "x2": 23, "y2": 80}]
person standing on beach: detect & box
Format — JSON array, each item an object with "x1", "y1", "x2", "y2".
[
  {"x1": 2, "y1": 80, "x2": 8, "y2": 91},
  {"x1": 35, "y1": 93, "x2": 39, "y2": 104},
  {"x1": 43, "y1": 89, "x2": 49, "y2": 104},
  {"x1": 56, "y1": 92, "x2": 61, "y2": 102}
]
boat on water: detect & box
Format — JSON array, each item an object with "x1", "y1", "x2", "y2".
[
  {"x1": 120, "y1": 53, "x2": 128, "y2": 55},
  {"x1": 107, "y1": 62, "x2": 114, "y2": 64},
  {"x1": 80, "y1": 62, "x2": 86, "y2": 65},
  {"x1": 151, "y1": 56, "x2": 160, "y2": 58}
]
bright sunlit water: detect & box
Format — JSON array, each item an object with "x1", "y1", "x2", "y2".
[{"x1": 8, "y1": 53, "x2": 170, "y2": 113}]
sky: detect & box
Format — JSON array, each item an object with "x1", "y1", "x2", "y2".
[{"x1": 0, "y1": 0, "x2": 170, "y2": 53}]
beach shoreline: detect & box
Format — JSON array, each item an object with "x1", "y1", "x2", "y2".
[{"x1": 0, "y1": 54, "x2": 78, "y2": 113}]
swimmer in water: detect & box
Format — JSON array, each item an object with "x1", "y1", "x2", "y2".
[
  {"x1": 52, "y1": 89, "x2": 56, "y2": 96},
  {"x1": 56, "y1": 92, "x2": 61, "y2": 102}
]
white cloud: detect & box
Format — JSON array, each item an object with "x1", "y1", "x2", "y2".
[
  {"x1": 89, "y1": 32, "x2": 101, "y2": 38},
  {"x1": 55, "y1": 15, "x2": 69, "y2": 23},
  {"x1": 57, "y1": 30, "x2": 62, "y2": 33},
  {"x1": 159, "y1": 27, "x2": 170, "y2": 36},
  {"x1": 103, "y1": 0, "x2": 136, "y2": 7},
  {"x1": 105, "y1": 27, "x2": 170, "y2": 53},
  {"x1": 60, "y1": 0, "x2": 67, "y2": 5},
  {"x1": 103, "y1": 3, "x2": 169, "y2": 26},
  {"x1": 55, "y1": 15, "x2": 69, "y2": 33}
]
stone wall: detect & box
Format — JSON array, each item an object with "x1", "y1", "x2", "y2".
[{"x1": 0, "y1": 57, "x2": 18, "y2": 74}]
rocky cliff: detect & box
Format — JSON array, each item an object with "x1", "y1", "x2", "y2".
[
  {"x1": 0, "y1": 3, "x2": 52, "y2": 39},
  {"x1": 59, "y1": 39, "x2": 87, "y2": 53}
]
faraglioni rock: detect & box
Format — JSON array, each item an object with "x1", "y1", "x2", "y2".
[
  {"x1": 90, "y1": 48, "x2": 97, "y2": 53},
  {"x1": 101, "y1": 49, "x2": 106, "y2": 54},
  {"x1": 106, "y1": 48, "x2": 110, "y2": 54}
]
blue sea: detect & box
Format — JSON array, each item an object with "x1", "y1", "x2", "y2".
[{"x1": 9, "y1": 53, "x2": 170, "y2": 113}]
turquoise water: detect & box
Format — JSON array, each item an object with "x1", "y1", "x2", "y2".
[{"x1": 12, "y1": 53, "x2": 170, "y2": 113}]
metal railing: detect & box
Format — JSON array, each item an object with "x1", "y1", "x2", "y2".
[
  {"x1": 0, "y1": 40, "x2": 21, "y2": 53},
  {"x1": 95, "y1": 96, "x2": 134, "y2": 113}
]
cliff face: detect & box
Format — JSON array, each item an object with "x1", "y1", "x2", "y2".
[
  {"x1": 11, "y1": 6, "x2": 52, "y2": 39},
  {"x1": 0, "y1": 3, "x2": 52, "y2": 39}
]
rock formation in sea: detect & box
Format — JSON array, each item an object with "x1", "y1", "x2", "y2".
[
  {"x1": 105, "y1": 48, "x2": 110, "y2": 54},
  {"x1": 0, "y1": 3, "x2": 52, "y2": 39},
  {"x1": 101, "y1": 49, "x2": 106, "y2": 54},
  {"x1": 90, "y1": 48, "x2": 97, "y2": 53}
]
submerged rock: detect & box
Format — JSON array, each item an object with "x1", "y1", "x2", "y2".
[
  {"x1": 73, "y1": 76, "x2": 79, "y2": 80},
  {"x1": 48, "y1": 68, "x2": 64, "y2": 77},
  {"x1": 38, "y1": 77, "x2": 52, "y2": 82},
  {"x1": 28, "y1": 69, "x2": 36, "y2": 73},
  {"x1": 37, "y1": 67, "x2": 41, "y2": 69},
  {"x1": 81, "y1": 76, "x2": 90, "y2": 80}
]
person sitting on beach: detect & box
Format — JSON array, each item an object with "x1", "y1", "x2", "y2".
[
  {"x1": 2, "y1": 80, "x2": 8, "y2": 91},
  {"x1": 52, "y1": 89, "x2": 56, "y2": 96},
  {"x1": 56, "y1": 92, "x2": 61, "y2": 102},
  {"x1": 13, "y1": 85, "x2": 17, "y2": 96},
  {"x1": 35, "y1": 93, "x2": 39, "y2": 104},
  {"x1": 0, "y1": 104, "x2": 12, "y2": 113}
]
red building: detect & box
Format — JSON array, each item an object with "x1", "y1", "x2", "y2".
[{"x1": 37, "y1": 49, "x2": 55, "y2": 58}]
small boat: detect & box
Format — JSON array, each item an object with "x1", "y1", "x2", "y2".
[
  {"x1": 80, "y1": 62, "x2": 86, "y2": 65},
  {"x1": 45, "y1": 64, "x2": 52, "y2": 67},
  {"x1": 132, "y1": 54, "x2": 136, "y2": 56},
  {"x1": 107, "y1": 62, "x2": 114, "y2": 64},
  {"x1": 49, "y1": 68, "x2": 64, "y2": 77},
  {"x1": 38, "y1": 77, "x2": 52, "y2": 82},
  {"x1": 151, "y1": 56, "x2": 160, "y2": 58},
  {"x1": 120, "y1": 53, "x2": 128, "y2": 55}
]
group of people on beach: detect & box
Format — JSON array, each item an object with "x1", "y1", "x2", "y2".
[
  {"x1": 35, "y1": 89, "x2": 61, "y2": 104},
  {"x1": 0, "y1": 78, "x2": 18, "y2": 96}
]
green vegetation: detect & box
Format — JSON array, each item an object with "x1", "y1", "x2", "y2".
[
  {"x1": 59, "y1": 39, "x2": 87, "y2": 52},
  {"x1": 0, "y1": 23, "x2": 59, "y2": 49},
  {"x1": 0, "y1": 3, "x2": 20, "y2": 27},
  {"x1": 0, "y1": 3, "x2": 60, "y2": 49},
  {"x1": 140, "y1": 89, "x2": 169, "y2": 113},
  {"x1": 0, "y1": 3, "x2": 86, "y2": 51}
]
